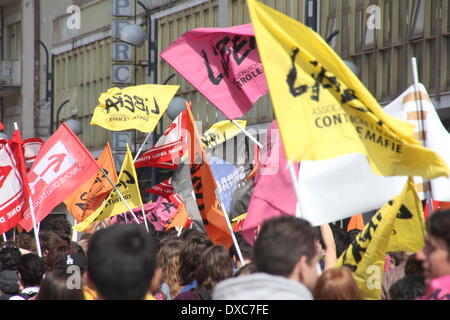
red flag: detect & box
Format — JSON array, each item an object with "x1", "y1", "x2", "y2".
[
  {"x1": 144, "y1": 178, "x2": 174, "y2": 199},
  {"x1": 135, "y1": 111, "x2": 187, "y2": 170},
  {"x1": 0, "y1": 131, "x2": 30, "y2": 234},
  {"x1": 19, "y1": 124, "x2": 100, "y2": 232}
]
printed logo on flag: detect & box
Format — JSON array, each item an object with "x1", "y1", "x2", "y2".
[
  {"x1": 0, "y1": 152, "x2": 22, "y2": 212},
  {"x1": 28, "y1": 140, "x2": 77, "y2": 195}
]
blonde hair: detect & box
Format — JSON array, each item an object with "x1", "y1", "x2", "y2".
[
  {"x1": 157, "y1": 239, "x2": 183, "y2": 299},
  {"x1": 313, "y1": 267, "x2": 362, "y2": 300}
]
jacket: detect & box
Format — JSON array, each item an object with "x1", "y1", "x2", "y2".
[{"x1": 212, "y1": 273, "x2": 313, "y2": 300}]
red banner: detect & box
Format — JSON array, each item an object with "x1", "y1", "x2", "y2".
[
  {"x1": 19, "y1": 124, "x2": 100, "y2": 232},
  {"x1": 145, "y1": 178, "x2": 174, "y2": 199}
]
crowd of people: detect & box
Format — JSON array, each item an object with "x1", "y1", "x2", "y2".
[{"x1": 0, "y1": 209, "x2": 449, "y2": 300}]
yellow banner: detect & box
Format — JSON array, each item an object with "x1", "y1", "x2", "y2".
[
  {"x1": 73, "y1": 145, "x2": 143, "y2": 232},
  {"x1": 91, "y1": 84, "x2": 179, "y2": 133},
  {"x1": 64, "y1": 142, "x2": 118, "y2": 223},
  {"x1": 247, "y1": 0, "x2": 448, "y2": 179},
  {"x1": 336, "y1": 178, "x2": 425, "y2": 300},
  {"x1": 201, "y1": 120, "x2": 247, "y2": 149}
]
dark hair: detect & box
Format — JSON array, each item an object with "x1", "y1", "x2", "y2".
[
  {"x1": 405, "y1": 253, "x2": 424, "y2": 276},
  {"x1": 254, "y1": 216, "x2": 320, "y2": 277},
  {"x1": 389, "y1": 275, "x2": 426, "y2": 300},
  {"x1": 15, "y1": 234, "x2": 37, "y2": 253},
  {"x1": 0, "y1": 246, "x2": 21, "y2": 270},
  {"x1": 234, "y1": 263, "x2": 257, "y2": 277},
  {"x1": 229, "y1": 233, "x2": 254, "y2": 262},
  {"x1": 39, "y1": 231, "x2": 64, "y2": 254},
  {"x1": 79, "y1": 233, "x2": 92, "y2": 242},
  {"x1": 87, "y1": 224, "x2": 157, "y2": 300},
  {"x1": 36, "y1": 270, "x2": 84, "y2": 300},
  {"x1": 330, "y1": 224, "x2": 349, "y2": 258},
  {"x1": 426, "y1": 209, "x2": 450, "y2": 257},
  {"x1": 195, "y1": 245, "x2": 233, "y2": 292},
  {"x1": 179, "y1": 230, "x2": 213, "y2": 285},
  {"x1": 45, "y1": 244, "x2": 76, "y2": 272},
  {"x1": 47, "y1": 216, "x2": 72, "y2": 244},
  {"x1": 16, "y1": 254, "x2": 45, "y2": 287}
]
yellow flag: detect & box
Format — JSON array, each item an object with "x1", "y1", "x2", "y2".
[
  {"x1": 336, "y1": 178, "x2": 425, "y2": 300},
  {"x1": 247, "y1": 0, "x2": 448, "y2": 179},
  {"x1": 73, "y1": 145, "x2": 143, "y2": 232},
  {"x1": 91, "y1": 84, "x2": 179, "y2": 133},
  {"x1": 202, "y1": 120, "x2": 246, "y2": 149}
]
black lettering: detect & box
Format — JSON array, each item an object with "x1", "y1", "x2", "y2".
[
  {"x1": 201, "y1": 49, "x2": 224, "y2": 85},
  {"x1": 286, "y1": 48, "x2": 308, "y2": 97},
  {"x1": 151, "y1": 97, "x2": 160, "y2": 115},
  {"x1": 397, "y1": 205, "x2": 413, "y2": 220},
  {"x1": 231, "y1": 36, "x2": 256, "y2": 65}
]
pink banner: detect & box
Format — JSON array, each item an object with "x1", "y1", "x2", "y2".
[
  {"x1": 241, "y1": 121, "x2": 299, "y2": 243},
  {"x1": 161, "y1": 24, "x2": 268, "y2": 120},
  {"x1": 417, "y1": 275, "x2": 450, "y2": 300},
  {"x1": 110, "y1": 196, "x2": 178, "y2": 231}
]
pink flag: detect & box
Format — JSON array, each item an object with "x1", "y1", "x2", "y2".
[
  {"x1": 241, "y1": 121, "x2": 299, "y2": 243},
  {"x1": 19, "y1": 124, "x2": 100, "y2": 232},
  {"x1": 110, "y1": 196, "x2": 178, "y2": 231},
  {"x1": 160, "y1": 24, "x2": 268, "y2": 120},
  {"x1": 417, "y1": 275, "x2": 450, "y2": 300}
]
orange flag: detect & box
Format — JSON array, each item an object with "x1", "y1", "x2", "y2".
[
  {"x1": 64, "y1": 142, "x2": 118, "y2": 222},
  {"x1": 166, "y1": 203, "x2": 190, "y2": 229},
  {"x1": 347, "y1": 214, "x2": 365, "y2": 232},
  {"x1": 186, "y1": 102, "x2": 233, "y2": 248}
]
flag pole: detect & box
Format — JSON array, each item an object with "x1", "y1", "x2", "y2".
[
  {"x1": 215, "y1": 191, "x2": 246, "y2": 267},
  {"x1": 2, "y1": 233, "x2": 6, "y2": 242},
  {"x1": 133, "y1": 131, "x2": 155, "y2": 162},
  {"x1": 140, "y1": 205, "x2": 150, "y2": 233},
  {"x1": 231, "y1": 120, "x2": 263, "y2": 149},
  {"x1": 13, "y1": 122, "x2": 43, "y2": 257},
  {"x1": 100, "y1": 168, "x2": 141, "y2": 224},
  {"x1": 287, "y1": 161, "x2": 302, "y2": 218},
  {"x1": 411, "y1": 57, "x2": 434, "y2": 213}
]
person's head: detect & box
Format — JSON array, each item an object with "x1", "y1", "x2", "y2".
[
  {"x1": 15, "y1": 234, "x2": 37, "y2": 254},
  {"x1": 229, "y1": 233, "x2": 254, "y2": 269},
  {"x1": 387, "y1": 251, "x2": 409, "y2": 268},
  {"x1": 45, "y1": 244, "x2": 76, "y2": 272},
  {"x1": 36, "y1": 270, "x2": 84, "y2": 300},
  {"x1": 195, "y1": 245, "x2": 233, "y2": 293},
  {"x1": 405, "y1": 253, "x2": 424, "y2": 276},
  {"x1": 313, "y1": 267, "x2": 362, "y2": 300},
  {"x1": 0, "y1": 246, "x2": 21, "y2": 270},
  {"x1": 157, "y1": 239, "x2": 183, "y2": 299},
  {"x1": 87, "y1": 224, "x2": 157, "y2": 300},
  {"x1": 389, "y1": 275, "x2": 426, "y2": 300},
  {"x1": 39, "y1": 231, "x2": 64, "y2": 259},
  {"x1": 416, "y1": 210, "x2": 450, "y2": 285},
  {"x1": 179, "y1": 230, "x2": 213, "y2": 286},
  {"x1": 16, "y1": 254, "x2": 45, "y2": 288},
  {"x1": 254, "y1": 216, "x2": 321, "y2": 291},
  {"x1": 234, "y1": 262, "x2": 257, "y2": 277},
  {"x1": 47, "y1": 216, "x2": 72, "y2": 244}
]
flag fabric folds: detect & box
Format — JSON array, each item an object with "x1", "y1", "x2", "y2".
[
  {"x1": 64, "y1": 142, "x2": 117, "y2": 223},
  {"x1": 19, "y1": 124, "x2": 100, "y2": 232},
  {"x1": 241, "y1": 121, "x2": 299, "y2": 243},
  {"x1": 202, "y1": 120, "x2": 247, "y2": 149},
  {"x1": 135, "y1": 110, "x2": 187, "y2": 170},
  {"x1": 73, "y1": 145, "x2": 142, "y2": 232},
  {"x1": 91, "y1": 84, "x2": 179, "y2": 133},
  {"x1": 144, "y1": 178, "x2": 174, "y2": 199},
  {"x1": 0, "y1": 131, "x2": 30, "y2": 234},
  {"x1": 336, "y1": 178, "x2": 425, "y2": 300},
  {"x1": 161, "y1": 24, "x2": 267, "y2": 120},
  {"x1": 247, "y1": 0, "x2": 448, "y2": 180},
  {"x1": 185, "y1": 102, "x2": 232, "y2": 248}
]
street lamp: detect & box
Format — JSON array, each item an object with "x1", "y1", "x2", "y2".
[
  {"x1": 56, "y1": 99, "x2": 83, "y2": 135},
  {"x1": 38, "y1": 40, "x2": 55, "y2": 135}
]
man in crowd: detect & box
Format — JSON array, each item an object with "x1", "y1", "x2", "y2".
[
  {"x1": 213, "y1": 216, "x2": 322, "y2": 300},
  {"x1": 10, "y1": 254, "x2": 45, "y2": 300},
  {"x1": 86, "y1": 224, "x2": 158, "y2": 300}
]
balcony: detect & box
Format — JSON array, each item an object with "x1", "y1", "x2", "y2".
[{"x1": 0, "y1": 60, "x2": 21, "y2": 96}]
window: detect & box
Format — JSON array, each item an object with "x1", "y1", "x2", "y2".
[
  {"x1": 355, "y1": 0, "x2": 364, "y2": 52},
  {"x1": 7, "y1": 22, "x2": 21, "y2": 60},
  {"x1": 427, "y1": 39, "x2": 437, "y2": 92},
  {"x1": 325, "y1": 1, "x2": 337, "y2": 49},
  {"x1": 410, "y1": 0, "x2": 425, "y2": 40}
]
